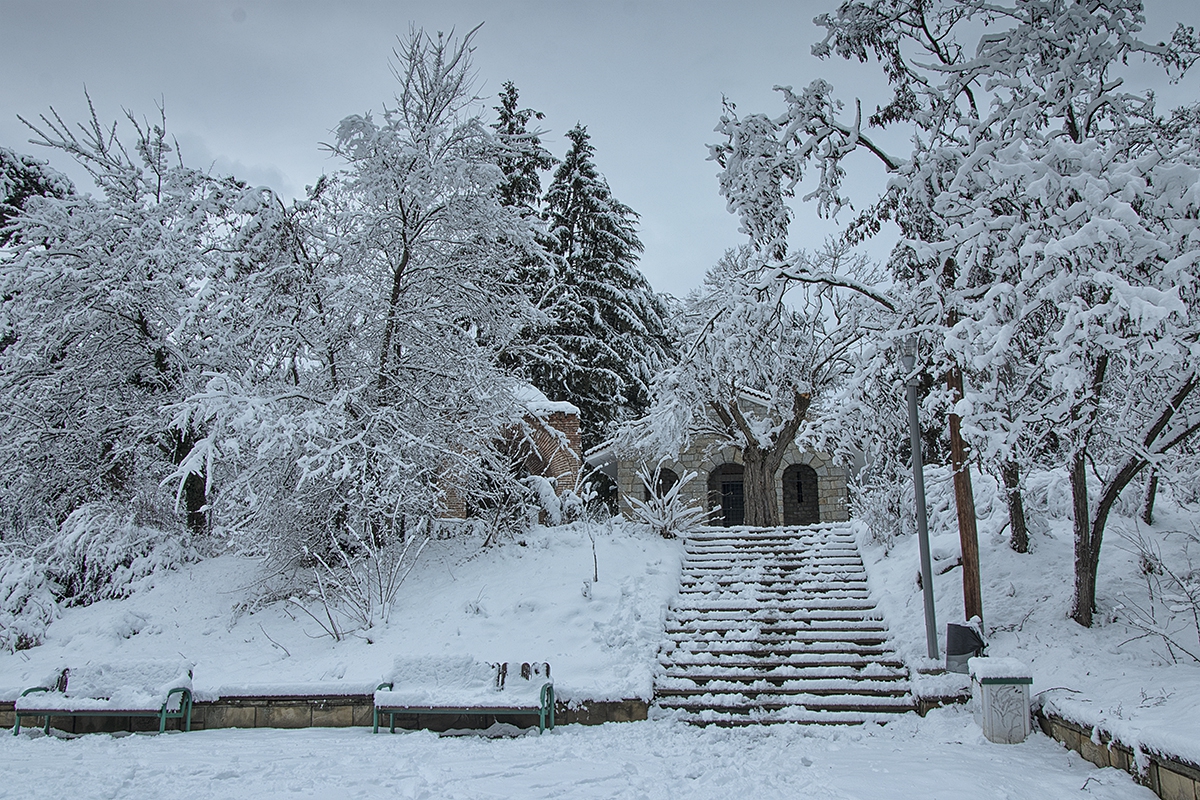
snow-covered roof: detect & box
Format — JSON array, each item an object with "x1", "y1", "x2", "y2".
[
  {"x1": 583, "y1": 441, "x2": 618, "y2": 478},
  {"x1": 512, "y1": 383, "x2": 579, "y2": 416}
]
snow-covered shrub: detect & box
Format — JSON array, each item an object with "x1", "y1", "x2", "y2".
[
  {"x1": 626, "y1": 461, "x2": 706, "y2": 538},
  {"x1": 849, "y1": 460, "x2": 914, "y2": 550},
  {"x1": 46, "y1": 503, "x2": 195, "y2": 607},
  {"x1": 525, "y1": 475, "x2": 564, "y2": 526},
  {"x1": 289, "y1": 522, "x2": 430, "y2": 640},
  {"x1": 0, "y1": 552, "x2": 57, "y2": 652},
  {"x1": 1116, "y1": 527, "x2": 1200, "y2": 664}
]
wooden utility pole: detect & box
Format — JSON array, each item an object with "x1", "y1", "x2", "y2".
[{"x1": 946, "y1": 365, "x2": 983, "y2": 625}]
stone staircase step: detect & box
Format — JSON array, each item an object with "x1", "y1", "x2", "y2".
[
  {"x1": 654, "y1": 523, "x2": 913, "y2": 726},
  {"x1": 662, "y1": 654, "x2": 906, "y2": 670},
  {"x1": 661, "y1": 665, "x2": 908, "y2": 681},
  {"x1": 686, "y1": 546, "x2": 864, "y2": 554},
  {"x1": 655, "y1": 681, "x2": 911, "y2": 698},
  {"x1": 657, "y1": 709, "x2": 903, "y2": 726},
  {"x1": 666, "y1": 642, "x2": 895, "y2": 657},
  {"x1": 687, "y1": 528, "x2": 853, "y2": 541},
  {"x1": 669, "y1": 605, "x2": 880, "y2": 617},
  {"x1": 666, "y1": 622, "x2": 889, "y2": 635},
  {"x1": 656, "y1": 693, "x2": 915, "y2": 709},
  {"x1": 681, "y1": 559, "x2": 866, "y2": 568}
]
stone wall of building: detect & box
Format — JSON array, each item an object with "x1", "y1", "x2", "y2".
[
  {"x1": 440, "y1": 409, "x2": 583, "y2": 520},
  {"x1": 615, "y1": 435, "x2": 848, "y2": 525}
]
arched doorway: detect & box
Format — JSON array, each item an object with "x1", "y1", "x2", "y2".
[
  {"x1": 643, "y1": 468, "x2": 680, "y2": 501},
  {"x1": 707, "y1": 464, "x2": 745, "y2": 527},
  {"x1": 782, "y1": 464, "x2": 820, "y2": 525}
]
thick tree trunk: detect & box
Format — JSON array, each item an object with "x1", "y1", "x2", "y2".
[
  {"x1": 1000, "y1": 460, "x2": 1028, "y2": 554},
  {"x1": 1070, "y1": 451, "x2": 1096, "y2": 627},
  {"x1": 947, "y1": 366, "x2": 983, "y2": 624},
  {"x1": 183, "y1": 472, "x2": 207, "y2": 536},
  {"x1": 1141, "y1": 468, "x2": 1159, "y2": 526},
  {"x1": 710, "y1": 392, "x2": 809, "y2": 530},
  {"x1": 742, "y1": 448, "x2": 778, "y2": 528}
]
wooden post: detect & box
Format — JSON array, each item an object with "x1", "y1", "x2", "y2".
[{"x1": 947, "y1": 365, "x2": 983, "y2": 625}]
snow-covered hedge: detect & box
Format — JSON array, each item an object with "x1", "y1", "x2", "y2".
[
  {"x1": 0, "y1": 503, "x2": 195, "y2": 652},
  {"x1": 0, "y1": 553, "x2": 58, "y2": 652},
  {"x1": 46, "y1": 503, "x2": 196, "y2": 607}
]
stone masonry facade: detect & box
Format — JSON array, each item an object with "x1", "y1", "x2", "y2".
[
  {"x1": 615, "y1": 434, "x2": 848, "y2": 525},
  {"x1": 442, "y1": 409, "x2": 583, "y2": 519}
]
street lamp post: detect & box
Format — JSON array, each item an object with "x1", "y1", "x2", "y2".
[{"x1": 902, "y1": 343, "x2": 939, "y2": 661}]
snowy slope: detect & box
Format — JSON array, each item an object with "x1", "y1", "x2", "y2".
[
  {"x1": 859, "y1": 466, "x2": 1200, "y2": 764},
  {"x1": 0, "y1": 523, "x2": 682, "y2": 704}
]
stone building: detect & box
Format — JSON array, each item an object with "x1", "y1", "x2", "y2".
[
  {"x1": 595, "y1": 435, "x2": 847, "y2": 527},
  {"x1": 590, "y1": 384, "x2": 850, "y2": 529},
  {"x1": 441, "y1": 386, "x2": 582, "y2": 519}
]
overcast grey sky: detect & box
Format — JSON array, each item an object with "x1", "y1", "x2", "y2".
[{"x1": 3, "y1": 0, "x2": 1198, "y2": 297}]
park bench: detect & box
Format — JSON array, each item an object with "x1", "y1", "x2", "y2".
[
  {"x1": 373, "y1": 657, "x2": 554, "y2": 733},
  {"x1": 13, "y1": 660, "x2": 194, "y2": 735}
]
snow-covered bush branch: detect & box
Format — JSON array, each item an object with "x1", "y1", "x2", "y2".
[{"x1": 626, "y1": 460, "x2": 706, "y2": 538}]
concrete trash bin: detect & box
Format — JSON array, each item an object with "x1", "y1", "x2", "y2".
[{"x1": 968, "y1": 656, "x2": 1032, "y2": 744}]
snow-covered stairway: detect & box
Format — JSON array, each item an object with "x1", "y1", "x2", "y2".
[{"x1": 654, "y1": 524, "x2": 914, "y2": 725}]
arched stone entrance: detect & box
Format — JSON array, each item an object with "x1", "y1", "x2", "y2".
[
  {"x1": 643, "y1": 467, "x2": 680, "y2": 501},
  {"x1": 782, "y1": 463, "x2": 820, "y2": 525},
  {"x1": 707, "y1": 464, "x2": 745, "y2": 527}
]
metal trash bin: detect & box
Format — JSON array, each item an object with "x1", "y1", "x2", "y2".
[
  {"x1": 946, "y1": 621, "x2": 986, "y2": 674},
  {"x1": 968, "y1": 656, "x2": 1032, "y2": 744}
]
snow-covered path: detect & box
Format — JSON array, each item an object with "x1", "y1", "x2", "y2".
[{"x1": 0, "y1": 708, "x2": 1149, "y2": 799}]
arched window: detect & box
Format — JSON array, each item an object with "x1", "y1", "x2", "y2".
[
  {"x1": 643, "y1": 468, "x2": 680, "y2": 501},
  {"x1": 782, "y1": 464, "x2": 820, "y2": 525},
  {"x1": 707, "y1": 464, "x2": 745, "y2": 527}
]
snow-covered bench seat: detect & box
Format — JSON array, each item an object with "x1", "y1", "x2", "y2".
[
  {"x1": 373, "y1": 657, "x2": 554, "y2": 733},
  {"x1": 14, "y1": 661, "x2": 194, "y2": 735}
]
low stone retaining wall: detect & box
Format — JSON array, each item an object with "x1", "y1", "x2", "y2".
[
  {"x1": 1035, "y1": 710, "x2": 1200, "y2": 800},
  {"x1": 0, "y1": 696, "x2": 648, "y2": 734},
  {"x1": 914, "y1": 692, "x2": 969, "y2": 716}
]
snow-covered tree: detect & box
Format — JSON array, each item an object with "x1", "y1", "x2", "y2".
[
  {"x1": 176, "y1": 26, "x2": 539, "y2": 569},
  {"x1": 528, "y1": 124, "x2": 672, "y2": 448},
  {"x1": 711, "y1": 0, "x2": 1200, "y2": 626},
  {"x1": 623, "y1": 245, "x2": 867, "y2": 527},
  {"x1": 0, "y1": 100, "x2": 249, "y2": 536},
  {"x1": 491, "y1": 82, "x2": 554, "y2": 215}
]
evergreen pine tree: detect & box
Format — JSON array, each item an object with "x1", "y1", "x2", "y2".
[
  {"x1": 534, "y1": 124, "x2": 672, "y2": 449},
  {"x1": 0, "y1": 145, "x2": 73, "y2": 245},
  {"x1": 490, "y1": 82, "x2": 554, "y2": 214}
]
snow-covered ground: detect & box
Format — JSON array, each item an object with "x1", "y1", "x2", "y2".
[
  {"x1": 0, "y1": 710, "x2": 1153, "y2": 799},
  {"x1": 0, "y1": 523, "x2": 681, "y2": 704},
  {"x1": 1, "y1": 467, "x2": 1196, "y2": 796},
  {"x1": 861, "y1": 466, "x2": 1200, "y2": 764}
]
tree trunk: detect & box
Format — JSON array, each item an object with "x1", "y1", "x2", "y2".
[
  {"x1": 1141, "y1": 468, "x2": 1158, "y2": 526},
  {"x1": 183, "y1": 472, "x2": 207, "y2": 536},
  {"x1": 742, "y1": 447, "x2": 778, "y2": 528},
  {"x1": 947, "y1": 366, "x2": 983, "y2": 624},
  {"x1": 711, "y1": 392, "x2": 809, "y2": 529},
  {"x1": 1000, "y1": 460, "x2": 1028, "y2": 554},
  {"x1": 1070, "y1": 371, "x2": 1197, "y2": 627},
  {"x1": 376, "y1": 246, "x2": 411, "y2": 392},
  {"x1": 1069, "y1": 451, "x2": 1095, "y2": 627},
  {"x1": 169, "y1": 427, "x2": 208, "y2": 537}
]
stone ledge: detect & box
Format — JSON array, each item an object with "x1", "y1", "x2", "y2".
[
  {"x1": 1036, "y1": 709, "x2": 1200, "y2": 800},
  {"x1": 914, "y1": 690, "x2": 970, "y2": 717},
  {"x1": 1, "y1": 696, "x2": 649, "y2": 733}
]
